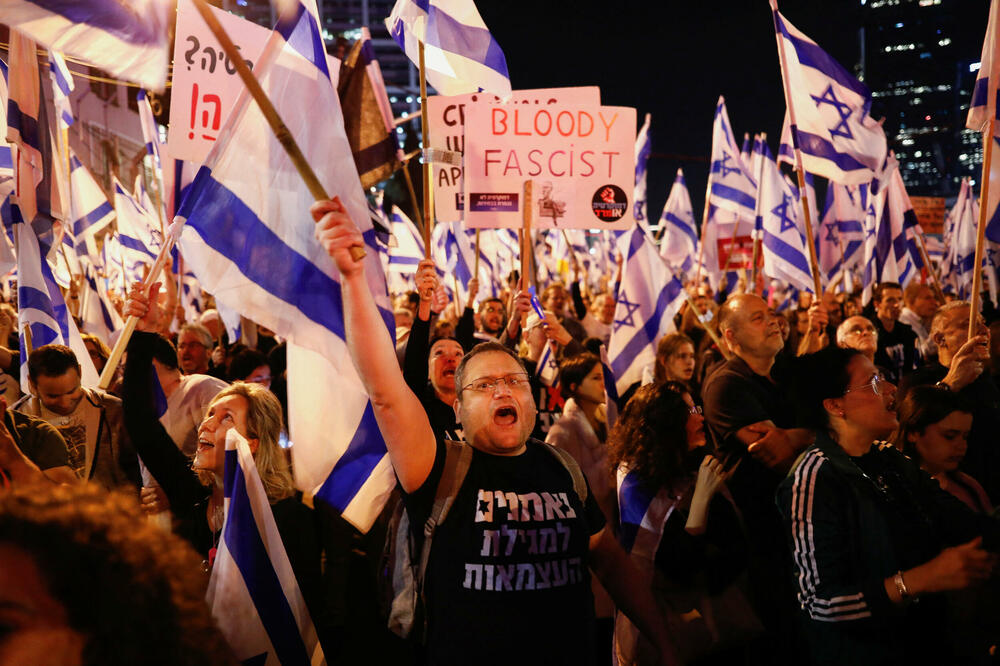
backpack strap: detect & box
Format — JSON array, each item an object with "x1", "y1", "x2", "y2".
[
  {"x1": 540, "y1": 441, "x2": 588, "y2": 504},
  {"x1": 414, "y1": 439, "x2": 474, "y2": 640}
]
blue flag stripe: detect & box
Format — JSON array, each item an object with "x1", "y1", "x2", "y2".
[
  {"x1": 315, "y1": 402, "x2": 388, "y2": 514},
  {"x1": 25, "y1": 0, "x2": 164, "y2": 45},
  {"x1": 73, "y1": 200, "x2": 113, "y2": 236},
  {"x1": 224, "y1": 465, "x2": 312, "y2": 665}
]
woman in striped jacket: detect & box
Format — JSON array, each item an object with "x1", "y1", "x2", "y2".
[{"x1": 777, "y1": 346, "x2": 1000, "y2": 665}]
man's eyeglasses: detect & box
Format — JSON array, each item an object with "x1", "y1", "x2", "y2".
[
  {"x1": 843, "y1": 373, "x2": 887, "y2": 396},
  {"x1": 688, "y1": 404, "x2": 703, "y2": 415},
  {"x1": 461, "y1": 373, "x2": 531, "y2": 394}
]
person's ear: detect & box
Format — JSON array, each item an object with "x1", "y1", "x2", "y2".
[
  {"x1": 822, "y1": 397, "x2": 845, "y2": 419},
  {"x1": 453, "y1": 398, "x2": 462, "y2": 423},
  {"x1": 247, "y1": 437, "x2": 260, "y2": 455}
]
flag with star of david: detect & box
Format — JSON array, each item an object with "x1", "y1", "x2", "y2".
[
  {"x1": 633, "y1": 113, "x2": 653, "y2": 235},
  {"x1": 858, "y1": 156, "x2": 918, "y2": 303},
  {"x1": 658, "y1": 168, "x2": 698, "y2": 276},
  {"x1": 772, "y1": 6, "x2": 887, "y2": 185},
  {"x1": 757, "y1": 139, "x2": 815, "y2": 292},
  {"x1": 968, "y1": 0, "x2": 1000, "y2": 135},
  {"x1": 708, "y1": 96, "x2": 757, "y2": 220},
  {"x1": 819, "y1": 183, "x2": 865, "y2": 291},
  {"x1": 608, "y1": 225, "x2": 686, "y2": 395}
]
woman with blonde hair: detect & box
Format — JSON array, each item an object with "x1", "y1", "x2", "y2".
[{"x1": 121, "y1": 282, "x2": 331, "y2": 650}]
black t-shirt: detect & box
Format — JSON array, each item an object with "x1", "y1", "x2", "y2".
[
  {"x1": 871, "y1": 317, "x2": 919, "y2": 384},
  {"x1": 403, "y1": 438, "x2": 606, "y2": 666}
]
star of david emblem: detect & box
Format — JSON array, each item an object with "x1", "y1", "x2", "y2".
[
  {"x1": 634, "y1": 200, "x2": 645, "y2": 221},
  {"x1": 613, "y1": 293, "x2": 641, "y2": 332},
  {"x1": 716, "y1": 152, "x2": 741, "y2": 178},
  {"x1": 811, "y1": 85, "x2": 854, "y2": 141},
  {"x1": 824, "y1": 222, "x2": 838, "y2": 242},
  {"x1": 771, "y1": 193, "x2": 797, "y2": 233}
]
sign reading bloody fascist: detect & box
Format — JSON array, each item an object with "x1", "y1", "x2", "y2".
[
  {"x1": 427, "y1": 87, "x2": 600, "y2": 222},
  {"x1": 463, "y1": 104, "x2": 636, "y2": 230}
]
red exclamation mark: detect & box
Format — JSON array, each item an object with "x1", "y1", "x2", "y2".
[{"x1": 188, "y1": 83, "x2": 198, "y2": 140}]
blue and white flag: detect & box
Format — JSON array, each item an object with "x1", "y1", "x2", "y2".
[
  {"x1": 68, "y1": 153, "x2": 114, "y2": 259},
  {"x1": 385, "y1": 0, "x2": 512, "y2": 99},
  {"x1": 709, "y1": 97, "x2": 757, "y2": 220},
  {"x1": 948, "y1": 180, "x2": 979, "y2": 299},
  {"x1": 758, "y1": 141, "x2": 815, "y2": 293},
  {"x1": 819, "y1": 183, "x2": 865, "y2": 291},
  {"x1": 608, "y1": 226, "x2": 685, "y2": 395},
  {"x1": 599, "y1": 344, "x2": 619, "y2": 430},
  {"x1": 0, "y1": 59, "x2": 15, "y2": 241},
  {"x1": 47, "y1": 51, "x2": 74, "y2": 129},
  {"x1": 206, "y1": 429, "x2": 324, "y2": 666},
  {"x1": 968, "y1": 0, "x2": 1000, "y2": 134},
  {"x1": 658, "y1": 168, "x2": 698, "y2": 276},
  {"x1": 78, "y1": 261, "x2": 124, "y2": 344},
  {"x1": 385, "y1": 205, "x2": 425, "y2": 293},
  {"x1": 535, "y1": 341, "x2": 559, "y2": 388},
  {"x1": 740, "y1": 132, "x2": 752, "y2": 168},
  {"x1": 773, "y1": 6, "x2": 887, "y2": 185},
  {"x1": 633, "y1": 113, "x2": 652, "y2": 233},
  {"x1": 15, "y1": 213, "x2": 98, "y2": 391},
  {"x1": 177, "y1": 0, "x2": 395, "y2": 532},
  {"x1": 430, "y1": 219, "x2": 477, "y2": 305},
  {"x1": 112, "y1": 176, "x2": 160, "y2": 281},
  {"x1": 3, "y1": 0, "x2": 171, "y2": 91}
]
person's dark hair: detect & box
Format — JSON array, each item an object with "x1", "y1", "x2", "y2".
[
  {"x1": 654, "y1": 332, "x2": 695, "y2": 384},
  {"x1": 873, "y1": 282, "x2": 903, "y2": 304},
  {"x1": 0, "y1": 483, "x2": 237, "y2": 666},
  {"x1": 454, "y1": 341, "x2": 526, "y2": 398},
  {"x1": 227, "y1": 348, "x2": 269, "y2": 383},
  {"x1": 477, "y1": 297, "x2": 506, "y2": 319},
  {"x1": 581, "y1": 336, "x2": 603, "y2": 357},
  {"x1": 607, "y1": 382, "x2": 692, "y2": 492},
  {"x1": 27, "y1": 344, "x2": 80, "y2": 382},
  {"x1": 150, "y1": 333, "x2": 179, "y2": 371},
  {"x1": 559, "y1": 353, "x2": 601, "y2": 401},
  {"x1": 792, "y1": 346, "x2": 864, "y2": 431},
  {"x1": 892, "y1": 385, "x2": 973, "y2": 459}
]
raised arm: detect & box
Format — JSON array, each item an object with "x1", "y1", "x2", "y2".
[{"x1": 313, "y1": 199, "x2": 435, "y2": 493}]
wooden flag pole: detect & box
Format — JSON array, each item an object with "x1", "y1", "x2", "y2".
[
  {"x1": 418, "y1": 41, "x2": 434, "y2": 259},
  {"x1": 97, "y1": 230, "x2": 179, "y2": 389},
  {"x1": 750, "y1": 133, "x2": 767, "y2": 292},
  {"x1": 694, "y1": 173, "x2": 713, "y2": 286},
  {"x1": 189, "y1": 0, "x2": 364, "y2": 262},
  {"x1": 474, "y1": 229, "x2": 481, "y2": 277},
  {"x1": 770, "y1": 0, "x2": 823, "y2": 296},
  {"x1": 521, "y1": 180, "x2": 534, "y2": 292},
  {"x1": 969, "y1": 116, "x2": 996, "y2": 338},
  {"x1": 913, "y1": 231, "x2": 946, "y2": 303}
]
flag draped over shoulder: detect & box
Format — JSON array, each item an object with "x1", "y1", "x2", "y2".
[
  {"x1": 207, "y1": 429, "x2": 324, "y2": 666},
  {"x1": 176, "y1": 0, "x2": 395, "y2": 533},
  {"x1": 337, "y1": 27, "x2": 403, "y2": 189},
  {"x1": 2, "y1": 0, "x2": 171, "y2": 91},
  {"x1": 608, "y1": 226, "x2": 685, "y2": 395},
  {"x1": 772, "y1": 6, "x2": 887, "y2": 185},
  {"x1": 658, "y1": 168, "x2": 698, "y2": 275},
  {"x1": 385, "y1": 0, "x2": 512, "y2": 99}
]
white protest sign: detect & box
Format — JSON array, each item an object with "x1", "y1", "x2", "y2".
[
  {"x1": 427, "y1": 87, "x2": 600, "y2": 222},
  {"x1": 167, "y1": 0, "x2": 271, "y2": 163},
  {"x1": 464, "y1": 104, "x2": 636, "y2": 230}
]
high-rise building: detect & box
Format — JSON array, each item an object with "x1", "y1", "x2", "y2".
[{"x1": 860, "y1": 0, "x2": 988, "y2": 197}]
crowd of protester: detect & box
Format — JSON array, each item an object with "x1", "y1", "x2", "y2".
[{"x1": 1, "y1": 216, "x2": 1000, "y2": 665}]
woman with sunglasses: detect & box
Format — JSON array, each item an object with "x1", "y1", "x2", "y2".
[{"x1": 778, "y1": 347, "x2": 1000, "y2": 665}]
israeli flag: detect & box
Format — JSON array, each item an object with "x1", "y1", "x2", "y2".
[
  {"x1": 207, "y1": 429, "x2": 324, "y2": 666},
  {"x1": 658, "y1": 168, "x2": 698, "y2": 276},
  {"x1": 177, "y1": 0, "x2": 395, "y2": 532},
  {"x1": 14, "y1": 211, "x2": 98, "y2": 391},
  {"x1": 431, "y1": 220, "x2": 477, "y2": 305},
  {"x1": 984, "y1": 137, "x2": 1000, "y2": 245},
  {"x1": 385, "y1": 205, "x2": 424, "y2": 293},
  {"x1": 757, "y1": 141, "x2": 814, "y2": 293},
  {"x1": 78, "y1": 261, "x2": 124, "y2": 344},
  {"x1": 3, "y1": 0, "x2": 171, "y2": 91},
  {"x1": 112, "y1": 176, "x2": 160, "y2": 281},
  {"x1": 968, "y1": 0, "x2": 1000, "y2": 134},
  {"x1": 819, "y1": 183, "x2": 865, "y2": 290},
  {"x1": 47, "y1": 51, "x2": 74, "y2": 129},
  {"x1": 777, "y1": 111, "x2": 795, "y2": 166},
  {"x1": 773, "y1": 6, "x2": 887, "y2": 185},
  {"x1": 535, "y1": 341, "x2": 559, "y2": 388},
  {"x1": 634, "y1": 113, "x2": 652, "y2": 232},
  {"x1": 0, "y1": 59, "x2": 11, "y2": 204},
  {"x1": 949, "y1": 180, "x2": 979, "y2": 299},
  {"x1": 599, "y1": 344, "x2": 619, "y2": 430},
  {"x1": 385, "y1": 0, "x2": 512, "y2": 99},
  {"x1": 709, "y1": 97, "x2": 757, "y2": 220},
  {"x1": 875, "y1": 161, "x2": 918, "y2": 288},
  {"x1": 608, "y1": 226, "x2": 685, "y2": 396},
  {"x1": 136, "y1": 89, "x2": 169, "y2": 226},
  {"x1": 68, "y1": 153, "x2": 114, "y2": 259}
]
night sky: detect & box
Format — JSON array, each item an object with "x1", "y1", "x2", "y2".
[{"x1": 477, "y1": 0, "x2": 898, "y2": 223}]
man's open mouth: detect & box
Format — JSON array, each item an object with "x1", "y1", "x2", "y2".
[{"x1": 493, "y1": 405, "x2": 518, "y2": 425}]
